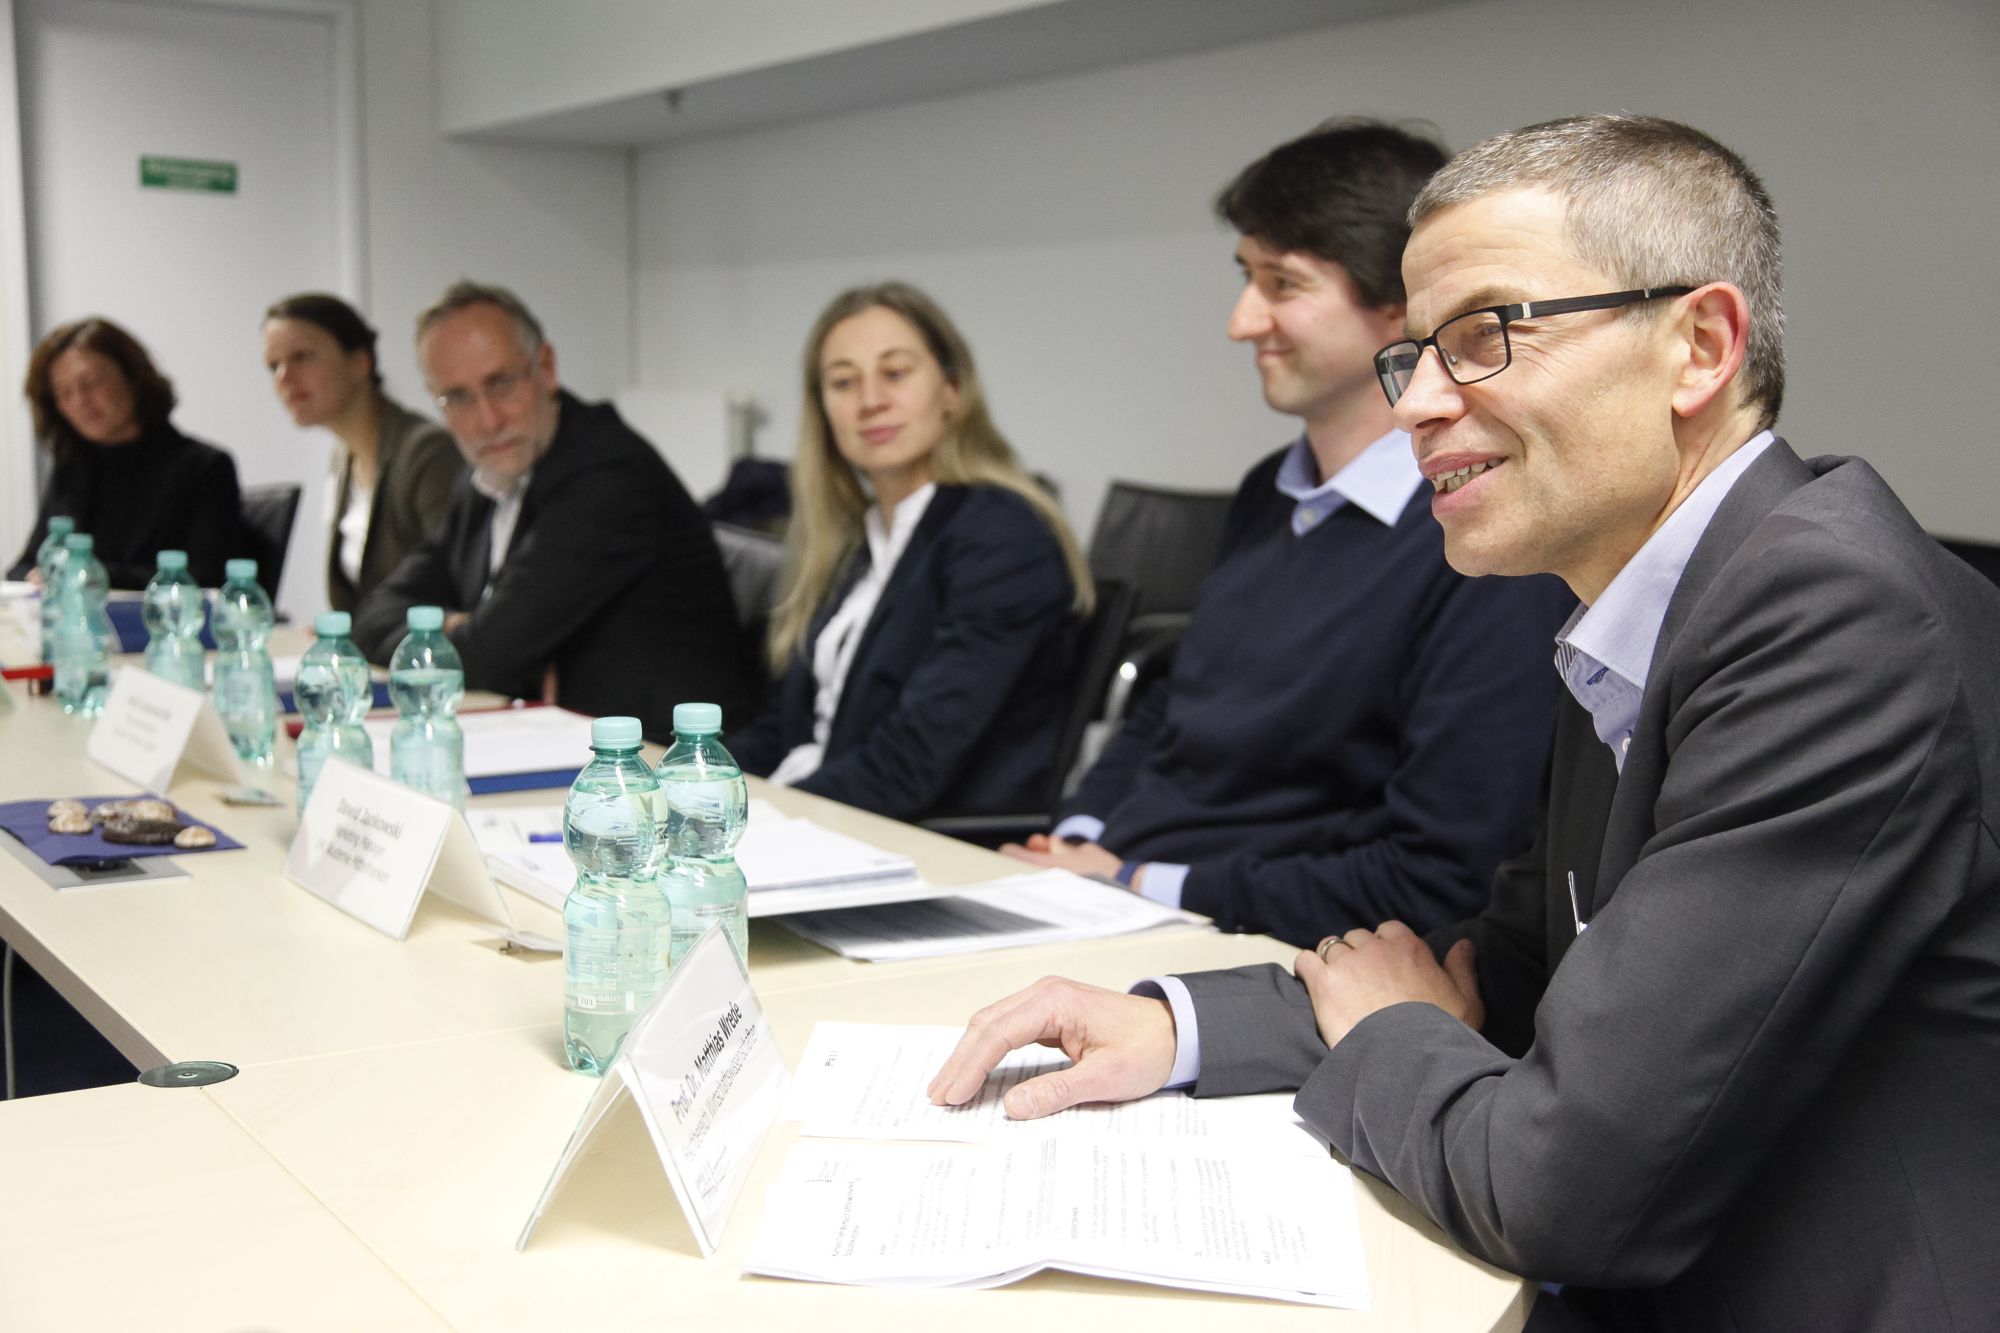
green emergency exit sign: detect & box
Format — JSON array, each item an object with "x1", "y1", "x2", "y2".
[{"x1": 139, "y1": 155, "x2": 238, "y2": 194}]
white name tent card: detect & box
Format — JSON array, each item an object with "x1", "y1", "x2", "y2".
[
  {"x1": 87, "y1": 667, "x2": 246, "y2": 793},
  {"x1": 283, "y1": 758, "x2": 511, "y2": 940},
  {"x1": 519, "y1": 928, "x2": 790, "y2": 1257}
]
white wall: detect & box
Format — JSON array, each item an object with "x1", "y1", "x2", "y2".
[
  {"x1": 630, "y1": 0, "x2": 2000, "y2": 543},
  {"x1": 354, "y1": 0, "x2": 630, "y2": 409},
  {"x1": 432, "y1": 0, "x2": 1054, "y2": 134}
]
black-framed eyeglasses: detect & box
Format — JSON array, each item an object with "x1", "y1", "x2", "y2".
[{"x1": 1373, "y1": 286, "x2": 1696, "y2": 406}]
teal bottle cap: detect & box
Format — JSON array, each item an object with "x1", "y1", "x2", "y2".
[
  {"x1": 406, "y1": 605, "x2": 444, "y2": 632},
  {"x1": 592, "y1": 716, "x2": 643, "y2": 748},
  {"x1": 47, "y1": 516, "x2": 74, "y2": 534},
  {"x1": 314, "y1": 611, "x2": 352, "y2": 637},
  {"x1": 673, "y1": 702, "x2": 723, "y2": 735},
  {"x1": 225, "y1": 558, "x2": 258, "y2": 582},
  {"x1": 65, "y1": 533, "x2": 93, "y2": 552},
  {"x1": 156, "y1": 549, "x2": 188, "y2": 571}
]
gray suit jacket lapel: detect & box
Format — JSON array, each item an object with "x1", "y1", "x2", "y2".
[{"x1": 1587, "y1": 437, "x2": 1815, "y2": 918}]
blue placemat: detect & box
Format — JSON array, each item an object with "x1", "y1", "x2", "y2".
[
  {"x1": 278, "y1": 681, "x2": 392, "y2": 715},
  {"x1": 0, "y1": 796, "x2": 244, "y2": 867},
  {"x1": 469, "y1": 768, "x2": 582, "y2": 795},
  {"x1": 106, "y1": 599, "x2": 217, "y2": 653}
]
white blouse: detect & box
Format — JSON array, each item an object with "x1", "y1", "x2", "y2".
[
  {"x1": 336, "y1": 478, "x2": 373, "y2": 587},
  {"x1": 768, "y1": 483, "x2": 937, "y2": 787}
]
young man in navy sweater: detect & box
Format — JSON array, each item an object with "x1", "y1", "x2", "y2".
[{"x1": 1003, "y1": 119, "x2": 1572, "y2": 948}]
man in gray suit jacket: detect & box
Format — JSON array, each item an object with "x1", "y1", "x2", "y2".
[{"x1": 930, "y1": 115, "x2": 2000, "y2": 1332}]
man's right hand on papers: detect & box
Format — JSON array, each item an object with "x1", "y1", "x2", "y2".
[{"x1": 927, "y1": 976, "x2": 1177, "y2": 1120}]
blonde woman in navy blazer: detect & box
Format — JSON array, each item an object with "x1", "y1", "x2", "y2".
[{"x1": 728, "y1": 282, "x2": 1092, "y2": 821}]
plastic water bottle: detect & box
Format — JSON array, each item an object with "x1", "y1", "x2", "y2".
[
  {"x1": 658, "y1": 702, "x2": 750, "y2": 971},
  {"x1": 388, "y1": 606, "x2": 467, "y2": 810},
  {"x1": 141, "y1": 549, "x2": 206, "y2": 690},
  {"x1": 293, "y1": 610, "x2": 374, "y2": 818},
  {"x1": 51, "y1": 532, "x2": 113, "y2": 717},
  {"x1": 210, "y1": 558, "x2": 279, "y2": 774},
  {"x1": 563, "y1": 716, "x2": 671, "y2": 1075},
  {"x1": 33, "y1": 515, "x2": 75, "y2": 666}
]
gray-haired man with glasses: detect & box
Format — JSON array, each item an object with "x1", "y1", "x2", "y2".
[
  {"x1": 930, "y1": 114, "x2": 2000, "y2": 1332},
  {"x1": 354, "y1": 279, "x2": 754, "y2": 737}
]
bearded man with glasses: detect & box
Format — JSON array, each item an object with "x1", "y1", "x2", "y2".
[
  {"x1": 931, "y1": 115, "x2": 2000, "y2": 1332},
  {"x1": 353, "y1": 280, "x2": 754, "y2": 737}
]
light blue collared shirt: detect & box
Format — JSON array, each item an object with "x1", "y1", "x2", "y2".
[
  {"x1": 1273, "y1": 427, "x2": 1422, "y2": 535},
  {"x1": 1056, "y1": 429, "x2": 1421, "y2": 910},
  {"x1": 1555, "y1": 431, "x2": 1774, "y2": 770}
]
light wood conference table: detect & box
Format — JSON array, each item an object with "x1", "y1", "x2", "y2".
[{"x1": 0, "y1": 673, "x2": 1531, "y2": 1331}]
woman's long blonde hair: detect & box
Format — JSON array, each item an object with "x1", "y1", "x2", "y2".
[{"x1": 769, "y1": 282, "x2": 1093, "y2": 669}]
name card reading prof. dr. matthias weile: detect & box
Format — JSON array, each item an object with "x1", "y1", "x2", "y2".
[
  {"x1": 283, "y1": 757, "x2": 511, "y2": 939},
  {"x1": 519, "y1": 927, "x2": 789, "y2": 1257},
  {"x1": 87, "y1": 666, "x2": 246, "y2": 793}
]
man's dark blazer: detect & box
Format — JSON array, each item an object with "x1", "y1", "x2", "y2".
[
  {"x1": 728, "y1": 484, "x2": 1080, "y2": 821},
  {"x1": 354, "y1": 391, "x2": 755, "y2": 738},
  {"x1": 1180, "y1": 440, "x2": 2000, "y2": 1331}
]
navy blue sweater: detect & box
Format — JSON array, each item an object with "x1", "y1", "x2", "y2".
[{"x1": 1064, "y1": 446, "x2": 1573, "y2": 947}]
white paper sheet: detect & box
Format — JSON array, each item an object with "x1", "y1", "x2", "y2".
[
  {"x1": 737, "y1": 817, "x2": 914, "y2": 892},
  {"x1": 744, "y1": 1137, "x2": 1369, "y2": 1307},
  {"x1": 784, "y1": 1022, "x2": 1329, "y2": 1151},
  {"x1": 476, "y1": 806, "x2": 937, "y2": 918},
  {"x1": 363, "y1": 706, "x2": 595, "y2": 779},
  {"x1": 774, "y1": 869, "x2": 1201, "y2": 960},
  {"x1": 484, "y1": 841, "x2": 965, "y2": 919}
]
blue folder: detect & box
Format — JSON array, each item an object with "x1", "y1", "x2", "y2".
[{"x1": 105, "y1": 597, "x2": 216, "y2": 653}]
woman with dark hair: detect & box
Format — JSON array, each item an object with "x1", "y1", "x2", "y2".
[
  {"x1": 727, "y1": 281, "x2": 1091, "y2": 820},
  {"x1": 262, "y1": 293, "x2": 463, "y2": 612},
  {"x1": 7, "y1": 317, "x2": 243, "y2": 588}
]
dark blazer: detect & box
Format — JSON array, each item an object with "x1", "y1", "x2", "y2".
[
  {"x1": 1181, "y1": 440, "x2": 2000, "y2": 1331},
  {"x1": 326, "y1": 395, "x2": 464, "y2": 613},
  {"x1": 353, "y1": 391, "x2": 755, "y2": 737},
  {"x1": 728, "y1": 485, "x2": 1080, "y2": 821},
  {"x1": 8, "y1": 423, "x2": 242, "y2": 588}
]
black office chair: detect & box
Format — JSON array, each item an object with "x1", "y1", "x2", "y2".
[
  {"x1": 1936, "y1": 535, "x2": 2000, "y2": 591},
  {"x1": 1086, "y1": 481, "x2": 1233, "y2": 642},
  {"x1": 713, "y1": 521, "x2": 788, "y2": 709},
  {"x1": 713, "y1": 522, "x2": 787, "y2": 638},
  {"x1": 238, "y1": 481, "x2": 302, "y2": 606},
  {"x1": 921, "y1": 578, "x2": 1137, "y2": 849},
  {"x1": 703, "y1": 457, "x2": 792, "y2": 535},
  {"x1": 1084, "y1": 480, "x2": 1232, "y2": 730}
]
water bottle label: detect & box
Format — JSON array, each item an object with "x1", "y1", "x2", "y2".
[
  {"x1": 298, "y1": 746, "x2": 327, "y2": 796},
  {"x1": 566, "y1": 922, "x2": 667, "y2": 1011},
  {"x1": 215, "y1": 672, "x2": 267, "y2": 716},
  {"x1": 393, "y1": 746, "x2": 460, "y2": 802}
]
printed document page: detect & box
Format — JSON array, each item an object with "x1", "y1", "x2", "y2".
[
  {"x1": 786, "y1": 1022, "x2": 1328, "y2": 1152},
  {"x1": 745, "y1": 1137, "x2": 1370, "y2": 1307}
]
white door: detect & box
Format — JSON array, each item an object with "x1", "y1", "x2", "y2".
[{"x1": 17, "y1": 0, "x2": 355, "y2": 618}]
